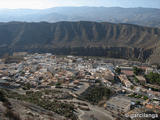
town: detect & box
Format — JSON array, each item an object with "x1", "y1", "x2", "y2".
[{"x1": 0, "y1": 52, "x2": 160, "y2": 120}]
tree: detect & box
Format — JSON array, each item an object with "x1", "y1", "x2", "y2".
[
  {"x1": 143, "y1": 96, "x2": 148, "y2": 100},
  {"x1": 0, "y1": 90, "x2": 7, "y2": 102},
  {"x1": 157, "y1": 64, "x2": 160, "y2": 69},
  {"x1": 55, "y1": 82, "x2": 61, "y2": 88},
  {"x1": 130, "y1": 85, "x2": 134, "y2": 90},
  {"x1": 133, "y1": 67, "x2": 144, "y2": 75},
  {"x1": 135, "y1": 101, "x2": 141, "y2": 105},
  {"x1": 145, "y1": 72, "x2": 160, "y2": 85},
  {"x1": 115, "y1": 67, "x2": 121, "y2": 74},
  {"x1": 134, "y1": 76, "x2": 139, "y2": 83}
]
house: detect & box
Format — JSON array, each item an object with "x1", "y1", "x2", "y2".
[
  {"x1": 0, "y1": 64, "x2": 6, "y2": 70},
  {"x1": 0, "y1": 80, "x2": 11, "y2": 88},
  {"x1": 121, "y1": 70, "x2": 134, "y2": 76},
  {"x1": 136, "y1": 76, "x2": 146, "y2": 85},
  {"x1": 145, "y1": 67, "x2": 154, "y2": 74},
  {"x1": 73, "y1": 80, "x2": 80, "y2": 85},
  {"x1": 146, "y1": 104, "x2": 160, "y2": 112},
  {"x1": 119, "y1": 75, "x2": 133, "y2": 88},
  {"x1": 13, "y1": 52, "x2": 27, "y2": 57},
  {"x1": 106, "y1": 96, "x2": 131, "y2": 113},
  {"x1": 120, "y1": 66, "x2": 134, "y2": 76},
  {"x1": 104, "y1": 70, "x2": 115, "y2": 81}
]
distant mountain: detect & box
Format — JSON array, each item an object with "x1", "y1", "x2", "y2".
[
  {"x1": 0, "y1": 21, "x2": 160, "y2": 63},
  {"x1": 0, "y1": 7, "x2": 160, "y2": 28}
]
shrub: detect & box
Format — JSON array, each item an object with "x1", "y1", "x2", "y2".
[
  {"x1": 5, "y1": 109, "x2": 21, "y2": 120},
  {"x1": 145, "y1": 72, "x2": 160, "y2": 85},
  {"x1": 80, "y1": 86, "x2": 111, "y2": 104}
]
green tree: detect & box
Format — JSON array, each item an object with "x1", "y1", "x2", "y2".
[
  {"x1": 143, "y1": 96, "x2": 148, "y2": 100},
  {"x1": 134, "y1": 76, "x2": 139, "y2": 83},
  {"x1": 133, "y1": 67, "x2": 144, "y2": 75},
  {"x1": 0, "y1": 90, "x2": 7, "y2": 102},
  {"x1": 135, "y1": 101, "x2": 141, "y2": 105},
  {"x1": 115, "y1": 67, "x2": 121, "y2": 74},
  {"x1": 55, "y1": 82, "x2": 61, "y2": 88},
  {"x1": 157, "y1": 64, "x2": 160, "y2": 69},
  {"x1": 145, "y1": 72, "x2": 160, "y2": 85}
]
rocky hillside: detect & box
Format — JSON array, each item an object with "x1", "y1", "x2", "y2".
[
  {"x1": 0, "y1": 21, "x2": 160, "y2": 63},
  {"x1": 0, "y1": 89, "x2": 67, "y2": 120}
]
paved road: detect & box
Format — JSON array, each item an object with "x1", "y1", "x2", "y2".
[{"x1": 74, "y1": 83, "x2": 89, "y2": 95}]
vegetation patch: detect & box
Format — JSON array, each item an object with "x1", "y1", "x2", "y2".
[
  {"x1": 128, "y1": 93, "x2": 148, "y2": 100},
  {"x1": 133, "y1": 67, "x2": 144, "y2": 75},
  {"x1": 145, "y1": 72, "x2": 160, "y2": 86},
  {"x1": 79, "y1": 85, "x2": 112, "y2": 105},
  {"x1": 2, "y1": 89, "x2": 77, "y2": 120}
]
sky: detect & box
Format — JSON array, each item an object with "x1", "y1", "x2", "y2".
[{"x1": 0, "y1": 0, "x2": 160, "y2": 9}]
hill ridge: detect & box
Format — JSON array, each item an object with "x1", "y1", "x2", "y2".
[{"x1": 0, "y1": 21, "x2": 159, "y2": 63}]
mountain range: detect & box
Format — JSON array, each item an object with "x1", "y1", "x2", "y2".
[
  {"x1": 0, "y1": 21, "x2": 160, "y2": 63},
  {"x1": 0, "y1": 7, "x2": 160, "y2": 28}
]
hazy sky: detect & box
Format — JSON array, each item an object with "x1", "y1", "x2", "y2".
[{"x1": 0, "y1": 0, "x2": 160, "y2": 9}]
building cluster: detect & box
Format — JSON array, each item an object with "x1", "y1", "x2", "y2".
[
  {"x1": 0, "y1": 53, "x2": 160, "y2": 118},
  {"x1": 0, "y1": 53, "x2": 115, "y2": 92}
]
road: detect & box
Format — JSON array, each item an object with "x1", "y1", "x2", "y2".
[
  {"x1": 61, "y1": 98, "x2": 113, "y2": 120},
  {"x1": 78, "y1": 108, "x2": 85, "y2": 120},
  {"x1": 74, "y1": 83, "x2": 89, "y2": 95}
]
